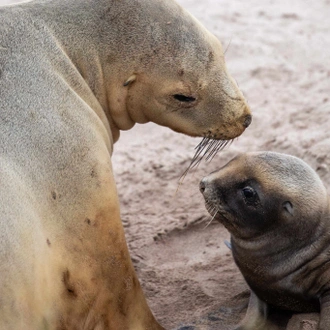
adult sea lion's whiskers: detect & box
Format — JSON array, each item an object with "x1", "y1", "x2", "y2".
[
  {"x1": 178, "y1": 134, "x2": 234, "y2": 190},
  {"x1": 194, "y1": 136, "x2": 231, "y2": 165},
  {"x1": 179, "y1": 136, "x2": 232, "y2": 184},
  {"x1": 206, "y1": 140, "x2": 228, "y2": 161},
  {"x1": 178, "y1": 137, "x2": 210, "y2": 183},
  {"x1": 224, "y1": 37, "x2": 232, "y2": 56},
  {"x1": 193, "y1": 137, "x2": 212, "y2": 161}
]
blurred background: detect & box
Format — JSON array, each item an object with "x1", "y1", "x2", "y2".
[{"x1": 1, "y1": 0, "x2": 330, "y2": 329}]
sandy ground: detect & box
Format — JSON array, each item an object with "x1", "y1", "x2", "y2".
[{"x1": 2, "y1": 0, "x2": 330, "y2": 329}]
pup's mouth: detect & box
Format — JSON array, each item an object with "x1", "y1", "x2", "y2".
[
  {"x1": 204, "y1": 198, "x2": 241, "y2": 234},
  {"x1": 204, "y1": 199, "x2": 231, "y2": 223},
  {"x1": 200, "y1": 181, "x2": 237, "y2": 231}
]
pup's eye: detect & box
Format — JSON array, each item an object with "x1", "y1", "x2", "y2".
[
  {"x1": 242, "y1": 186, "x2": 258, "y2": 204},
  {"x1": 173, "y1": 94, "x2": 196, "y2": 103}
]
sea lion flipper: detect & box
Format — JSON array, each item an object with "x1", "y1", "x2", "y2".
[
  {"x1": 319, "y1": 292, "x2": 330, "y2": 330},
  {"x1": 235, "y1": 290, "x2": 271, "y2": 330},
  {"x1": 224, "y1": 239, "x2": 232, "y2": 250}
]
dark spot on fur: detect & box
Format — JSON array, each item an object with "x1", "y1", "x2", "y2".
[
  {"x1": 178, "y1": 69, "x2": 184, "y2": 76},
  {"x1": 106, "y1": 53, "x2": 116, "y2": 64},
  {"x1": 29, "y1": 111, "x2": 37, "y2": 120},
  {"x1": 46, "y1": 239, "x2": 51, "y2": 247},
  {"x1": 100, "y1": 6, "x2": 111, "y2": 20},
  {"x1": 62, "y1": 270, "x2": 77, "y2": 298},
  {"x1": 117, "y1": 296, "x2": 127, "y2": 317},
  {"x1": 51, "y1": 191, "x2": 57, "y2": 200},
  {"x1": 132, "y1": 275, "x2": 139, "y2": 289},
  {"x1": 103, "y1": 318, "x2": 110, "y2": 328},
  {"x1": 85, "y1": 218, "x2": 91, "y2": 225},
  {"x1": 206, "y1": 51, "x2": 214, "y2": 70},
  {"x1": 57, "y1": 319, "x2": 67, "y2": 330},
  {"x1": 208, "y1": 51, "x2": 214, "y2": 62},
  {"x1": 90, "y1": 169, "x2": 97, "y2": 178}
]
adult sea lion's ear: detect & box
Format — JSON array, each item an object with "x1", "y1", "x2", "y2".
[
  {"x1": 283, "y1": 201, "x2": 294, "y2": 216},
  {"x1": 123, "y1": 75, "x2": 136, "y2": 87}
]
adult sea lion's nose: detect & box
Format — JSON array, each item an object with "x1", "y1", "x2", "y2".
[{"x1": 243, "y1": 114, "x2": 252, "y2": 128}]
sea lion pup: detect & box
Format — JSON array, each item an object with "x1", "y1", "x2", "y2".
[
  {"x1": 200, "y1": 152, "x2": 330, "y2": 330},
  {"x1": 0, "y1": 0, "x2": 251, "y2": 329}
]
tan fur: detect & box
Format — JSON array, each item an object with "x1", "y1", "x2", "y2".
[
  {"x1": 201, "y1": 152, "x2": 330, "y2": 330},
  {"x1": 0, "y1": 0, "x2": 251, "y2": 329}
]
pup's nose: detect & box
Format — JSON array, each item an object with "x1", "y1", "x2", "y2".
[
  {"x1": 199, "y1": 178, "x2": 206, "y2": 194},
  {"x1": 243, "y1": 114, "x2": 252, "y2": 128}
]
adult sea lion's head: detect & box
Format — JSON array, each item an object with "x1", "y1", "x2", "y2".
[{"x1": 103, "y1": 0, "x2": 251, "y2": 142}]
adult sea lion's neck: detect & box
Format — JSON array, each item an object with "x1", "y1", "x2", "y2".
[{"x1": 22, "y1": 0, "x2": 141, "y2": 143}]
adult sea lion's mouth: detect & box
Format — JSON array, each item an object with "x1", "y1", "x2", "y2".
[
  {"x1": 179, "y1": 111, "x2": 252, "y2": 181},
  {"x1": 179, "y1": 114, "x2": 252, "y2": 182}
]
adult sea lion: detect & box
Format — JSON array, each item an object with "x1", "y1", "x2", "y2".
[
  {"x1": 200, "y1": 152, "x2": 330, "y2": 330},
  {"x1": 0, "y1": 0, "x2": 251, "y2": 329}
]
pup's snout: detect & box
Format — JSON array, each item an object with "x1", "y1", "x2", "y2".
[{"x1": 199, "y1": 178, "x2": 207, "y2": 194}]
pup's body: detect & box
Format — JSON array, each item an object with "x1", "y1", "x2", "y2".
[{"x1": 200, "y1": 152, "x2": 330, "y2": 330}]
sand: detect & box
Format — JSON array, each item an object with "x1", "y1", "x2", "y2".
[{"x1": 1, "y1": 0, "x2": 330, "y2": 329}]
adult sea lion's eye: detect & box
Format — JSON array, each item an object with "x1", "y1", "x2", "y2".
[
  {"x1": 242, "y1": 186, "x2": 257, "y2": 204},
  {"x1": 173, "y1": 94, "x2": 196, "y2": 103}
]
